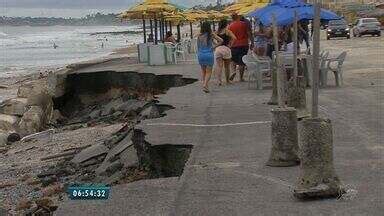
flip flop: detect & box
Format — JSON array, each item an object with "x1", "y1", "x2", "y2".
[
  {"x1": 203, "y1": 87, "x2": 210, "y2": 93},
  {"x1": 229, "y1": 73, "x2": 236, "y2": 81}
]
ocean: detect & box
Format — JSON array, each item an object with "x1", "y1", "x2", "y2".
[{"x1": 0, "y1": 25, "x2": 142, "y2": 78}]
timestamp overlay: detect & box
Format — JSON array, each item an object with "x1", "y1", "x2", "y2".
[{"x1": 67, "y1": 184, "x2": 111, "y2": 200}]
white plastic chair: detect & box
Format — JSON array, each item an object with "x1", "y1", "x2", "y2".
[
  {"x1": 322, "y1": 51, "x2": 347, "y2": 87},
  {"x1": 319, "y1": 51, "x2": 330, "y2": 87},
  {"x1": 242, "y1": 54, "x2": 271, "y2": 90}
]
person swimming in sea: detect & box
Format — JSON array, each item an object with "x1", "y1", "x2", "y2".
[{"x1": 53, "y1": 42, "x2": 58, "y2": 49}]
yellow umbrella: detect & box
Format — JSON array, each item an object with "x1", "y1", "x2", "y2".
[
  {"x1": 120, "y1": 0, "x2": 178, "y2": 43},
  {"x1": 207, "y1": 10, "x2": 230, "y2": 21},
  {"x1": 182, "y1": 10, "x2": 209, "y2": 22}
]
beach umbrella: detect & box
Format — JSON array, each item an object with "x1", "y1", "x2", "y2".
[
  {"x1": 223, "y1": 0, "x2": 268, "y2": 15},
  {"x1": 247, "y1": 0, "x2": 341, "y2": 26},
  {"x1": 182, "y1": 10, "x2": 210, "y2": 39},
  {"x1": 207, "y1": 10, "x2": 230, "y2": 21},
  {"x1": 120, "y1": 0, "x2": 177, "y2": 43}
]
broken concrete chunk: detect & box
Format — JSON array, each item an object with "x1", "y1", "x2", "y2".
[
  {"x1": 71, "y1": 144, "x2": 108, "y2": 164},
  {"x1": 116, "y1": 100, "x2": 148, "y2": 112},
  {"x1": 101, "y1": 98, "x2": 124, "y2": 116},
  {"x1": 0, "y1": 114, "x2": 19, "y2": 132},
  {"x1": 104, "y1": 171, "x2": 123, "y2": 185},
  {"x1": 104, "y1": 132, "x2": 133, "y2": 162},
  {"x1": 140, "y1": 105, "x2": 161, "y2": 119},
  {"x1": 119, "y1": 146, "x2": 139, "y2": 168},
  {"x1": 0, "y1": 98, "x2": 28, "y2": 116},
  {"x1": 18, "y1": 106, "x2": 44, "y2": 136},
  {"x1": 95, "y1": 160, "x2": 123, "y2": 176}
]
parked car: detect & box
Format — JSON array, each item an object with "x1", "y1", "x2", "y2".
[
  {"x1": 352, "y1": 18, "x2": 381, "y2": 37},
  {"x1": 326, "y1": 19, "x2": 350, "y2": 40}
]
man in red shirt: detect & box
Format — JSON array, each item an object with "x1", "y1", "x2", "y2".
[{"x1": 228, "y1": 13, "x2": 253, "y2": 82}]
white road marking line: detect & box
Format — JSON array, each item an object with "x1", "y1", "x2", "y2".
[
  {"x1": 146, "y1": 121, "x2": 271, "y2": 127},
  {"x1": 233, "y1": 170, "x2": 294, "y2": 188}
]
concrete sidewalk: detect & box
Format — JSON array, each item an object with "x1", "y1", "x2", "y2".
[{"x1": 57, "y1": 57, "x2": 382, "y2": 215}]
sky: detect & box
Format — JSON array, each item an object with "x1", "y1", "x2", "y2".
[{"x1": 1, "y1": 0, "x2": 234, "y2": 17}]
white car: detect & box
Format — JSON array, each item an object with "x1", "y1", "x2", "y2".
[{"x1": 352, "y1": 18, "x2": 381, "y2": 37}]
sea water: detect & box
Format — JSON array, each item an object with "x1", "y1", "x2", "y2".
[{"x1": 0, "y1": 25, "x2": 142, "y2": 77}]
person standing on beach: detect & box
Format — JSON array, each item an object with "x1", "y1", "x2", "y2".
[
  {"x1": 197, "y1": 22, "x2": 223, "y2": 93},
  {"x1": 214, "y1": 19, "x2": 237, "y2": 85},
  {"x1": 228, "y1": 14, "x2": 252, "y2": 82}
]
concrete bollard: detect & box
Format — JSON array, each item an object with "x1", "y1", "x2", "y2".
[
  {"x1": 268, "y1": 68, "x2": 278, "y2": 105},
  {"x1": 266, "y1": 107, "x2": 300, "y2": 167},
  {"x1": 294, "y1": 118, "x2": 344, "y2": 199},
  {"x1": 287, "y1": 76, "x2": 309, "y2": 119}
]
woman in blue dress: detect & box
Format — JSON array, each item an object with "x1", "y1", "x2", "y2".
[{"x1": 197, "y1": 22, "x2": 223, "y2": 93}]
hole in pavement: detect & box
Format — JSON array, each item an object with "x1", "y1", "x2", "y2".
[
  {"x1": 52, "y1": 70, "x2": 196, "y2": 126},
  {"x1": 33, "y1": 70, "x2": 195, "y2": 211}
]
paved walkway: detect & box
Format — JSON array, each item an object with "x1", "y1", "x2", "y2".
[{"x1": 57, "y1": 55, "x2": 382, "y2": 215}]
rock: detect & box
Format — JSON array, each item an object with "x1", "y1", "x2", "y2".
[
  {"x1": 15, "y1": 199, "x2": 33, "y2": 211},
  {"x1": 47, "y1": 68, "x2": 69, "y2": 98},
  {"x1": 41, "y1": 184, "x2": 64, "y2": 197},
  {"x1": 26, "y1": 91, "x2": 54, "y2": 123},
  {"x1": 17, "y1": 80, "x2": 47, "y2": 98},
  {"x1": 51, "y1": 109, "x2": 65, "y2": 124},
  {"x1": 18, "y1": 106, "x2": 44, "y2": 136},
  {"x1": 0, "y1": 98, "x2": 28, "y2": 116},
  {"x1": 0, "y1": 131, "x2": 8, "y2": 146},
  {"x1": 140, "y1": 105, "x2": 161, "y2": 119},
  {"x1": 7, "y1": 133, "x2": 21, "y2": 143},
  {"x1": 0, "y1": 114, "x2": 18, "y2": 132},
  {"x1": 71, "y1": 144, "x2": 108, "y2": 164},
  {"x1": 119, "y1": 146, "x2": 139, "y2": 168},
  {"x1": 35, "y1": 197, "x2": 54, "y2": 208}
]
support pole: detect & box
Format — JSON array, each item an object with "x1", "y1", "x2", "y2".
[
  {"x1": 165, "y1": 20, "x2": 168, "y2": 34},
  {"x1": 150, "y1": 19, "x2": 154, "y2": 39},
  {"x1": 190, "y1": 22, "x2": 193, "y2": 39},
  {"x1": 293, "y1": 11, "x2": 299, "y2": 81},
  {"x1": 154, "y1": 15, "x2": 158, "y2": 44},
  {"x1": 159, "y1": 19, "x2": 163, "y2": 42},
  {"x1": 177, "y1": 24, "x2": 181, "y2": 43},
  {"x1": 311, "y1": 3, "x2": 321, "y2": 118},
  {"x1": 142, "y1": 16, "x2": 147, "y2": 43},
  {"x1": 169, "y1": 21, "x2": 172, "y2": 34},
  {"x1": 272, "y1": 14, "x2": 286, "y2": 107},
  {"x1": 294, "y1": 2, "x2": 344, "y2": 200}
]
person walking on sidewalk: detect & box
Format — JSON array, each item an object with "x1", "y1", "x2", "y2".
[
  {"x1": 228, "y1": 14, "x2": 253, "y2": 82},
  {"x1": 214, "y1": 19, "x2": 237, "y2": 85},
  {"x1": 197, "y1": 21, "x2": 223, "y2": 93}
]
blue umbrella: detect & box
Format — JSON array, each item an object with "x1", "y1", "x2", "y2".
[{"x1": 247, "y1": 0, "x2": 340, "y2": 26}]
